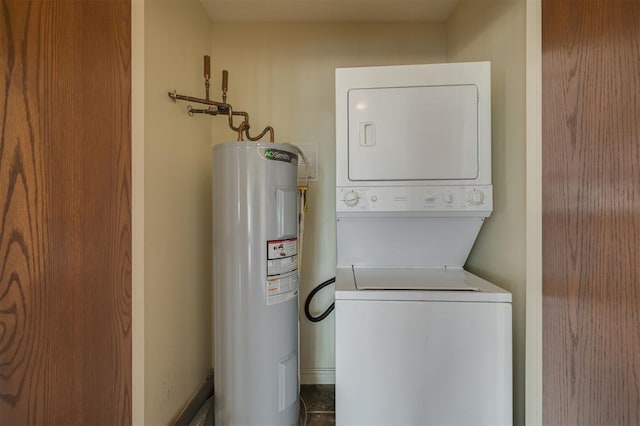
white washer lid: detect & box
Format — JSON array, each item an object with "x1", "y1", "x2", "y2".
[
  {"x1": 355, "y1": 266, "x2": 480, "y2": 291},
  {"x1": 335, "y1": 266, "x2": 512, "y2": 303}
]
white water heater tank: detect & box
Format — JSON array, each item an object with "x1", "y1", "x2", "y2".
[{"x1": 213, "y1": 142, "x2": 300, "y2": 425}]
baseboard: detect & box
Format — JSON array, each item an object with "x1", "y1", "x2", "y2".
[
  {"x1": 173, "y1": 370, "x2": 214, "y2": 426},
  {"x1": 300, "y1": 368, "x2": 335, "y2": 384}
]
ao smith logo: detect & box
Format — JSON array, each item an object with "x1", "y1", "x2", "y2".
[{"x1": 262, "y1": 148, "x2": 295, "y2": 164}]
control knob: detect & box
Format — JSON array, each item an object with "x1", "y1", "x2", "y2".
[
  {"x1": 443, "y1": 191, "x2": 454, "y2": 204},
  {"x1": 467, "y1": 190, "x2": 485, "y2": 205},
  {"x1": 424, "y1": 192, "x2": 436, "y2": 203},
  {"x1": 343, "y1": 191, "x2": 360, "y2": 207}
]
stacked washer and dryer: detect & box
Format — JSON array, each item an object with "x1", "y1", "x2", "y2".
[{"x1": 334, "y1": 62, "x2": 513, "y2": 425}]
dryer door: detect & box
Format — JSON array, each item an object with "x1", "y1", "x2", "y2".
[{"x1": 348, "y1": 84, "x2": 479, "y2": 181}]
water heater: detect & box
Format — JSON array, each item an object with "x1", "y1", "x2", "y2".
[{"x1": 213, "y1": 142, "x2": 300, "y2": 425}]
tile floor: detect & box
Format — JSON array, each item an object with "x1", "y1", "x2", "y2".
[{"x1": 301, "y1": 384, "x2": 335, "y2": 425}]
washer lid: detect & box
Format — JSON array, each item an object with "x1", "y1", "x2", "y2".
[
  {"x1": 355, "y1": 266, "x2": 479, "y2": 291},
  {"x1": 335, "y1": 266, "x2": 511, "y2": 303}
]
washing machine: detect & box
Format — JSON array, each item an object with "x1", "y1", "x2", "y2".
[{"x1": 334, "y1": 62, "x2": 513, "y2": 425}]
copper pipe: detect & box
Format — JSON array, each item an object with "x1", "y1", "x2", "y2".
[
  {"x1": 204, "y1": 56, "x2": 211, "y2": 101},
  {"x1": 226, "y1": 109, "x2": 274, "y2": 142},
  {"x1": 168, "y1": 91, "x2": 227, "y2": 109},
  {"x1": 222, "y1": 70, "x2": 228, "y2": 103},
  {"x1": 230, "y1": 111, "x2": 249, "y2": 131},
  {"x1": 168, "y1": 66, "x2": 275, "y2": 143},
  {"x1": 245, "y1": 126, "x2": 275, "y2": 142},
  {"x1": 187, "y1": 106, "x2": 217, "y2": 117},
  {"x1": 224, "y1": 107, "x2": 242, "y2": 132},
  {"x1": 225, "y1": 108, "x2": 251, "y2": 132},
  {"x1": 204, "y1": 56, "x2": 211, "y2": 79},
  {"x1": 237, "y1": 121, "x2": 249, "y2": 141}
]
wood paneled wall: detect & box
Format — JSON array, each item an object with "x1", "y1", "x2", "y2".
[
  {"x1": 542, "y1": 1, "x2": 640, "y2": 424},
  {"x1": 0, "y1": 1, "x2": 132, "y2": 424}
]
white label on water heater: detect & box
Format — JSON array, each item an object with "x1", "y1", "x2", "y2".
[
  {"x1": 266, "y1": 239, "x2": 299, "y2": 305},
  {"x1": 266, "y1": 272, "x2": 299, "y2": 305},
  {"x1": 268, "y1": 255, "x2": 298, "y2": 276}
]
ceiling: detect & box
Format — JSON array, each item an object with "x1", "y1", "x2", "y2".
[{"x1": 199, "y1": 0, "x2": 461, "y2": 23}]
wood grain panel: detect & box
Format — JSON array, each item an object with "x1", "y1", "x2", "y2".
[
  {"x1": 0, "y1": 1, "x2": 131, "y2": 424},
  {"x1": 542, "y1": 1, "x2": 640, "y2": 424}
]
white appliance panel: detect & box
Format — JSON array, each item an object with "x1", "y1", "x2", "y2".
[
  {"x1": 336, "y1": 185, "x2": 492, "y2": 214},
  {"x1": 336, "y1": 216, "x2": 483, "y2": 268},
  {"x1": 348, "y1": 85, "x2": 479, "y2": 181},
  {"x1": 335, "y1": 267, "x2": 512, "y2": 303},
  {"x1": 335, "y1": 299, "x2": 513, "y2": 425},
  {"x1": 354, "y1": 266, "x2": 479, "y2": 291},
  {"x1": 336, "y1": 62, "x2": 492, "y2": 188}
]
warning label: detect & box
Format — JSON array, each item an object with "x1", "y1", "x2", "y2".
[
  {"x1": 267, "y1": 238, "x2": 297, "y2": 260},
  {"x1": 267, "y1": 239, "x2": 298, "y2": 276},
  {"x1": 268, "y1": 255, "x2": 298, "y2": 276},
  {"x1": 266, "y1": 272, "x2": 299, "y2": 306},
  {"x1": 266, "y1": 238, "x2": 298, "y2": 305}
]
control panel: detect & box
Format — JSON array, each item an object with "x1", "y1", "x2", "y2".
[{"x1": 336, "y1": 185, "x2": 493, "y2": 213}]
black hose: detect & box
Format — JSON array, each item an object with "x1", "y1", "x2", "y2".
[{"x1": 304, "y1": 277, "x2": 335, "y2": 323}]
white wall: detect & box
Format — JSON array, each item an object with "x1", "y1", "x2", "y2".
[
  {"x1": 144, "y1": 1, "x2": 213, "y2": 423},
  {"x1": 209, "y1": 22, "x2": 447, "y2": 382},
  {"x1": 446, "y1": 1, "x2": 527, "y2": 424},
  {"x1": 136, "y1": 4, "x2": 527, "y2": 422}
]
